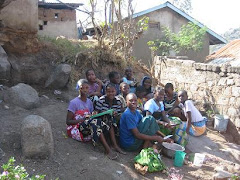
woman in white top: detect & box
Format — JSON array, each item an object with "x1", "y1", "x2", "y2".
[{"x1": 178, "y1": 90, "x2": 206, "y2": 136}]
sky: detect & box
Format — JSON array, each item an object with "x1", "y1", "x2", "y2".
[{"x1": 50, "y1": 0, "x2": 240, "y2": 35}]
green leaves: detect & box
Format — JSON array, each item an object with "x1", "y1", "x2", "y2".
[
  {"x1": 0, "y1": 157, "x2": 46, "y2": 180},
  {"x1": 147, "y1": 22, "x2": 206, "y2": 56}
]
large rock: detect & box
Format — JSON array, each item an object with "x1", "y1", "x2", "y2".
[
  {"x1": 0, "y1": 46, "x2": 11, "y2": 81},
  {"x1": 21, "y1": 115, "x2": 54, "y2": 159},
  {"x1": 4, "y1": 83, "x2": 39, "y2": 109},
  {"x1": 45, "y1": 64, "x2": 71, "y2": 89}
]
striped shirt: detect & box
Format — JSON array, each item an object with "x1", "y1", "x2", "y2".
[{"x1": 95, "y1": 95, "x2": 122, "y2": 113}]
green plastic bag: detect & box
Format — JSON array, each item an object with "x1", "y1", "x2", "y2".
[{"x1": 134, "y1": 148, "x2": 166, "y2": 172}]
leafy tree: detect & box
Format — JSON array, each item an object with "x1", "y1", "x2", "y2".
[
  {"x1": 147, "y1": 22, "x2": 207, "y2": 57},
  {"x1": 172, "y1": 0, "x2": 192, "y2": 14}
]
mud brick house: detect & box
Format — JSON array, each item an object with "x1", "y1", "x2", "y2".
[
  {"x1": 132, "y1": 1, "x2": 227, "y2": 65},
  {"x1": 38, "y1": 1, "x2": 82, "y2": 39}
]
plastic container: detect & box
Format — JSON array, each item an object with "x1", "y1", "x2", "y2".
[
  {"x1": 214, "y1": 114, "x2": 229, "y2": 132},
  {"x1": 193, "y1": 153, "x2": 205, "y2": 167},
  {"x1": 174, "y1": 151, "x2": 186, "y2": 167}
]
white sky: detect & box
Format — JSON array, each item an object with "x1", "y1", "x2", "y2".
[{"x1": 50, "y1": 0, "x2": 240, "y2": 35}]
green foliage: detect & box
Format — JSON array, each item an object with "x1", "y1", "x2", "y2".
[
  {"x1": 0, "y1": 157, "x2": 45, "y2": 180},
  {"x1": 38, "y1": 36, "x2": 89, "y2": 57},
  {"x1": 147, "y1": 22, "x2": 207, "y2": 56},
  {"x1": 137, "y1": 17, "x2": 149, "y2": 32}
]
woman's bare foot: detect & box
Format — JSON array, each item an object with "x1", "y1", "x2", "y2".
[
  {"x1": 112, "y1": 146, "x2": 127, "y2": 155},
  {"x1": 106, "y1": 151, "x2": 118, "y2": 160}
]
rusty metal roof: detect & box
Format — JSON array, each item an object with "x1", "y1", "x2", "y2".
[{"x1": 206, "y1": 39, "x2": 240, "y2": 66}]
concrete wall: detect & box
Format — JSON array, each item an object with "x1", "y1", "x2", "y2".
[
  {"x1": 154, "y1": 56, "x2": 240, "y2": 131},
  {"x1": 0, "y1": 0, "x2": 38, "y2": 32},
  {"x1": 133, "y1": 8, "x2": 210, "y2": 66},
  {"x1": 38, "y1": 8, "x2": 78, "y2": 39}
]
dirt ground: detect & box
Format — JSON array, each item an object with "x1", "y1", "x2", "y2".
[{"x1": 0, "y1": 87, "x2": 239, "y2": 180}]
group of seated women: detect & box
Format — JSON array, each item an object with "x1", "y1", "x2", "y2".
[{"x1": 66, "y1": 68, "x2": 207, "y2": 160}]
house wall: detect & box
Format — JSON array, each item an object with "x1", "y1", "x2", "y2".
[
  {"x1": 38, "y1": 8, "x2": 78, "y2": 39},
  {"x1": 133, "y1": 8, "x2": 209, "y2": 66},
  {"x1": 154, "y1": 56, "x2": 240, "y2": 143},
  {"x1": 0, "y1": 0, "x2": 38, "y2": 32}
]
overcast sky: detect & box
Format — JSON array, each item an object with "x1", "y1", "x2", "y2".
[{"x1": 50, "y1": 0, "x2": 240, "y2": 35}]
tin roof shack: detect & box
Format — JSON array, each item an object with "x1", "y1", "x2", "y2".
[
  {"x1": 206, "y1": 39, "x2": 240, "y2": 67},
  {"x1": 132, "y1": 1, "x2": 226, "y2": 65},
  {"x1": 38, "y1": 2, "x2": 83, "y2": 39}
]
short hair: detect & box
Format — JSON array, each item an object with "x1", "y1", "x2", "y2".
[
  {"x1": 106, "y1": 82, "x2": 116, "y2": 90},
  {"x1": 153, "y1": 86, "x2": 164, "y2": 94},
  {"x1": 76, "y1": 79, "x2": 88, "y2": 90},
  {"x1": 108, "y1": 71, "x2": 119, "y2": 79},
  {"x1": 135, "y1": 85, "x2": 146, "y2": 93},
  {"x1": 179, "y1": 90, "x2": 188, "y2": 96},
  {"x1": 85, "y1": 69, "x2": 94, "y2": 77},
  {"x1": 165, "y1": 83, "x2": 173, "y2": 90},
  {"x1": 120, "y1": 82, "x2": 129, "y2": 89}
]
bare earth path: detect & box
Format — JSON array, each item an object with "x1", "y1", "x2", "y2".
[{"x1": 0, "y1": 88, "x2": 239, "y2": 180}]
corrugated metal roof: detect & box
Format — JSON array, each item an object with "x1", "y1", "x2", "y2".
[
  {"x1": 206, "y1": 39, "x2": 240, "y2": 64},
  {"x1": 132, "y1": 1, "x2": 227, "y2": 45}
]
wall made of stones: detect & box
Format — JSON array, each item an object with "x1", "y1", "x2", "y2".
[{"x1": 154, "y1": 56, "x2": 240, "y2": 128}]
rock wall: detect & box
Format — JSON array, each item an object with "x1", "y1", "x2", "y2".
[{"x1": 154, "y1": 56, "x2": 240, "y2": 130}]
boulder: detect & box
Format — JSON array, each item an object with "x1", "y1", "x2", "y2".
[
  {"x1": 45, "y1": 64, "x2": 71, "y2": 89},
  {"x1": 21, "y1": 115, "x2": 54, "y2": 159},
  {"x1": 0, "y1": 46, "x2": 11, "y2": 81},
  {"x1": 4, "y1": 83, "x2": 39, "y2": 109}
]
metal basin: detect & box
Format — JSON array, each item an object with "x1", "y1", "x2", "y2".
[{"x1": 162, "y1": 142, "x2": 185, "y2": 158}]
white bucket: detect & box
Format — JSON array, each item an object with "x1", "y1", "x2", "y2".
[
  {"x1": 193, "y1": 153, "x2": 205, "y2": 167},
  {"x1": 214, "y1": 114, "x2": 229, "y2": 132}
]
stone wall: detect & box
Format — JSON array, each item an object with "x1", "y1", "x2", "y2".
[{"x1": 154, "y1": 56, "x2": 240, "y2": 130}]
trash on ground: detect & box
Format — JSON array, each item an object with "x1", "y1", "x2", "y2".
[
  {"x1": 54, "y1": 90, "x2": 62, "y2": 95},
  {"x1": 42, "y1": 95, "x2": 49, "y2": 99},
  {"x1": 116, "y1": 170, "x2": 122, "y2": 175}
]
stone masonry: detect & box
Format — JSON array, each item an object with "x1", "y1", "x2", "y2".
[{"x1": 154, "y1": 56, "x2": 240, "y2": 129}]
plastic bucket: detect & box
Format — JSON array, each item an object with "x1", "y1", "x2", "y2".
[
  {"x1": 214, "y1": 115, "x2": 229, "y2": 132},
  {"x1": 174, "y1": 151, "x2": 186, "y2": 167},
  {"x1": 193, "y1": 153, "x2": 205, "y2": 167}
]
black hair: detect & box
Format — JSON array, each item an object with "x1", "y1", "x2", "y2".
[
  {"x1": 85, "y1": 69, "x2": 94, "y2": 77},
  {"x1": 165, "y1": 83, "x2": 174, "y2": 90},
  {"x1": 106, "y1": 82, "x2": 116, "y2": 90},
  {"x1": 108, "y1": 71, "x2": 119, "y2": 79},
  {"x1": 135, "y1": 86, "x2": 146, "y2": 93},
  {"x1": 76, "y1": 79, "x2": 88, "y2": 90}
]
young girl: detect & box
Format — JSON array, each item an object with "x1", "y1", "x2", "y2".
[
  {"x1": 117, "y1": 82, "x2": 130, "y2": 111},
  {"x1": 122, "y1": 68, "x2": 137, "y2": 93},
  {"x1": 140, "y1": 76, "x2": 153, "y2": 100},
  {"x1": 66, "y1": 79, "x2": 118, "y2": 160},
  {"x1": 135, "y1": 85, "x2": 146, "y2": 113},
  {"x1": 95, "y1": 83, "x2": 126, "y2": 154},
  {"x1": 164, "y1": 83, "x2": 183, "y2": 118},
  {"x1": 85, "y1": 69, "x2": 102, "y2": 103}
]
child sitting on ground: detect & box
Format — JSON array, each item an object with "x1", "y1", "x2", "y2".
[
  {"x1": 119, "y1": 93, "x2": 173, "y2": 151},
  {"x1": 140, "y1": 76, "x2": 153, "y2": 100},
  {"x1": 95, "y1": 83, "x2": 125, "y2": 154},
  {"x1": 104, "y1": 71, "x2": 121, "y2": 95},
  {"x1": 164, "y1": 83, "x2": 184, "y2": 119},
  {"x1": 85, "y1": 69, "x2": 102, "y2": 103},
  {"x1": 178, "y1": 90, "x2": 207, "y2": 136},
  {"x1": 117, "y1": 82, "x2": 130, "y2": 111},
  {"x1": 144, "y1": 87, "x2": 170, "y2": 124},
  {"x1": 66, "y1": 79, "x2": 118, "y2": 160},
  {"x1": 135, "y1": 85, "x2": 147, "y2": 113},
  {"x1": 122, "y1": 68, "x2": 138, "y2": 93}
]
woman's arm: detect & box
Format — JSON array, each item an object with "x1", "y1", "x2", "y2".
[
  {"x1": 186, "y1": 111, "x2": 192, "y2": 134},
  {"x1": 146, "y1": 110, "x2": 152, "y2": 116},
  {"x1": 161, "y1": 110, "x2": 171, "y2": 123},
  {"x1": 66, "y1": 111, "x2": 83, "y2": 125}
]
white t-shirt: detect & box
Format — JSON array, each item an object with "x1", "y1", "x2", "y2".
[
  {"x1": 180, "y1": 100, "x2": 203, "y2": 123},
  {"x1": 144, "y1": 98, "x2": 164, "y2": 114}
]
